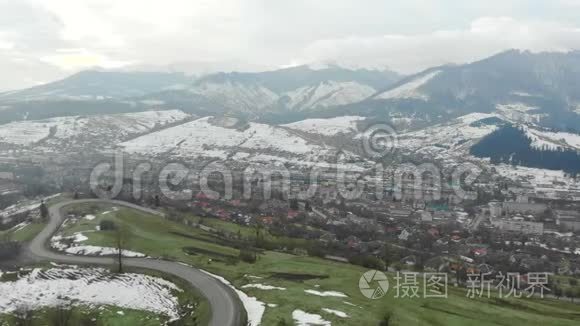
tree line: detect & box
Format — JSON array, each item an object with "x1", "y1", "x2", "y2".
[{"x1": 471, "y1": 125, "x2": 580, "y2": 176}]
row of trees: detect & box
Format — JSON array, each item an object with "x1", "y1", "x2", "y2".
[
  {"x1": 10, "y1": 304, "x2": 99, "y2": 326},
  {"x1": 552, "y1": 285, "x2": 580, "y2": 302}
]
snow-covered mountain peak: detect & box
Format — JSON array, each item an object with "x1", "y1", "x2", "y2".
[
  {"x1": 189, "y1": 80, "x2": 279, "y2": 113},
  {"x1": 282, "y1": 81, "x2": 375, "y2": 110}
]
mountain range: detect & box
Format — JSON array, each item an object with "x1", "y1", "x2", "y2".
[
  {"x1": 2, "y1": 50, "x2": 580, "y2": 157},
  {"x1": 2, "y1": 50, "x2": 580, "y2": 131},
  {"x1": 0, "y1": 65, "x2": 400, "y2": 123}
]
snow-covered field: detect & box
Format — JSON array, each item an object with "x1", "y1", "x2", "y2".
[
  {"x1": 282, "y1": 116, "x2": 364, "y2": 136},
  {"x1": 395, "y1": 113, "x2": 501, "y2": 158},
  {"x1": 493, "y1": 164, "x2": 572, "y2": 187},
  {"x1": 496, "y1": 102, "x2": 538, "y2": 113},
  {"x1": 292, "y1": 309, "x2": 331, "y2": 326},
  {"x1": 374, "y1": 70, "x2": 440, "y2": 101},
  {"x1": 189, "y1": 80, "x2": 278, "y2": 113},
  {"x1": 51, "y1": 232, "x2": 147, "y2": 258},
  {"x1": 0, "y1": 201, "x2": 41, "y2": 222},
  {"x1": 63, "y1": 245, "x2": 147, "y2": 257},
  {"x1": 121, "y1": 116, "x2": 349, "y2": 166},
  {"x1": 524, "y1": 126, "x2": 580, "y2": 151},
  {"x1": 0, "y1": 267, "x2": 182, "y2": 320},
  {"x1": 0, "y1": 194, "x2": 60, "y2": 223},
  {"x1": 0, "y1": 110, "x2": 190, "y2": 149}
]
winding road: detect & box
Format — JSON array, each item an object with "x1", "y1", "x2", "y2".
[{"x1": 27, "y1": 199, "x2": 244, "y2": 326}]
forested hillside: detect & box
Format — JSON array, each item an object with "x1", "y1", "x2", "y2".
[{"x1": 471, "y1": 125, "x2": 580, "y2": 175}]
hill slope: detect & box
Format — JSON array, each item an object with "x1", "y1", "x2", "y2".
[
  {"x1": 361, "y1": 50, "x2": 580, "y2": 130},
  {"x1": 0, "y1": 110, "x2": 191, "y2": 152},
  {"x1": 0, "y1": 71, "x2": 191, "y2": 103}
]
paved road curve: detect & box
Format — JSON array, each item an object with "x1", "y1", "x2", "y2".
[{"x1": 27, "y1": 199, "x2": 245, "y2": 326}]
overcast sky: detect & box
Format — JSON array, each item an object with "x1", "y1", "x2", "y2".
[{"x1": 1, "y1": 0, "x2": 580, "y2": 90}]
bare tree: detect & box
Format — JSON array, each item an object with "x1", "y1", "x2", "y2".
[
  {"x1": 40, "y1": 200, "x2": 49, "y2": 221},
  {"x1": 78, "y1": 312, "x2": 100, "y2": 326},
  {"x1": 11, "y1": 305, "x2": 34, "y2": 326},
  {"x1": 115, "y1": 224, "x2": 130, "y2": 273},
  {"x1": 49, "y1": 303, "x2": 75, "y2": 326}
]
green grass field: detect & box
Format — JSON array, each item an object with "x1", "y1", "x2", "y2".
[
  {"x1": 0, "y1": 305, "x2": 173, "y2": 326},
  {"x1": 54, "y1": 203, "x2": 580, "y2": 326},
  {"x1": 0, "y1": 194, "x2": 67, "y2": 243},
  {"x1": 0, "y1": 221, "x2": 46, "y2": 242}
]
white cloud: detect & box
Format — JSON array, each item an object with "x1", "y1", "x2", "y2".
[
  {"x1": 31, "y1": 0, "x2": 124, "y2": 48},
  {"x1": 0, "y1": 40, "x2": 13, "y2": 50},
  {"x1": 1, "y1": 1, "x2": 580, "y2": 90},
  {"x1": 295, "y1": 17, "x2": 580, "y2": 73},
  {"x1": 40, "y1": 48, "x2": 133, "y2": 70},
  {"x1": 559, "y1": 0, "x2": 580, "y2": 7},
  {"x1": 0, "y1": 32, "x2": 15, "y2": 50}
]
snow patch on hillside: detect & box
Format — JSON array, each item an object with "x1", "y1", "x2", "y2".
[
  {"x1": 0, "y1": 267, "x2": 181, "y2": 320},
  {"x1": 51, "y1": 232, "x2": 146, "y2": 257},
  {"x1": 0, "y1": 194, "x2": 60, "y2": 223},
  {"x1": 511, "y1": 91, "x2": 537, "y2": 97},
  {"x1": 493, "y1": 164, "x2": 571, "y2": 187},
  {"x1": 293, "y1": 310, "x2": 331, "y2": 326},
  {"x1": 456, "y1": 113, "x2": 500, "y2": 124},
  {"x1": 121, "y1": 116, "x2": 350, "y2": 166},
  {"x1": 0, "y1": 118, "x2": 65, "y2": 145},
  {"x1": 375, "y1": 70, "x2": 440, "y2": 101},
  {"x1": 496, "y1": 103, "x2": 538, "y2": 112},
  {"x1": 282, "y1": 116, "x2": 364, "y2": 136},
  {"x1": 304, "y1": 289, "x2": 348, "y2": 298},
  {"x1": 241, "y1": 284, "x2": 286, "y2": 291},
  {"x1": 524, "y1": 127, "x2": 580, "y2": 151},
  {"x1": 322, "y1": 308, "x2": 349, "y2": 318},
  {"x1": 396, "y1": 113, "x2": 502, "y2": 157},
  {"x1": 283, "y1": 81, "x2": 375, "y2": 110},
  {"x1": 189, "y1": 81, "x2": 278, "y2": 112},
  {"x1": 200, "y1": 269, "x2": 265, "y2": 326},
  {"x1": 0, "y1": 110, "x2": 190, "y2": 149},
  {"x1": 496, "y1": 103, "x2": 545, "y2": 124},
  {"x1": 64, "y1": 246, "x2": 147, "y2": 257}
]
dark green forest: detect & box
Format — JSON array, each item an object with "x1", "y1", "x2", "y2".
[{"x1": 470, "y1": 124, "x2": 580, "y2": 175}]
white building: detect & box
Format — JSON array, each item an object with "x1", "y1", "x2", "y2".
[
  {"x1": 489, "y1": 201, "x2": 502, "y2": 217},
  {"x1": 496, "y1": 219, "x2": 544, "y2": 235}
]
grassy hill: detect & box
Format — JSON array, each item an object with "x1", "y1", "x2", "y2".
[{"x1": 55, "y1": 203, "x2": 580, "y2": 326}]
